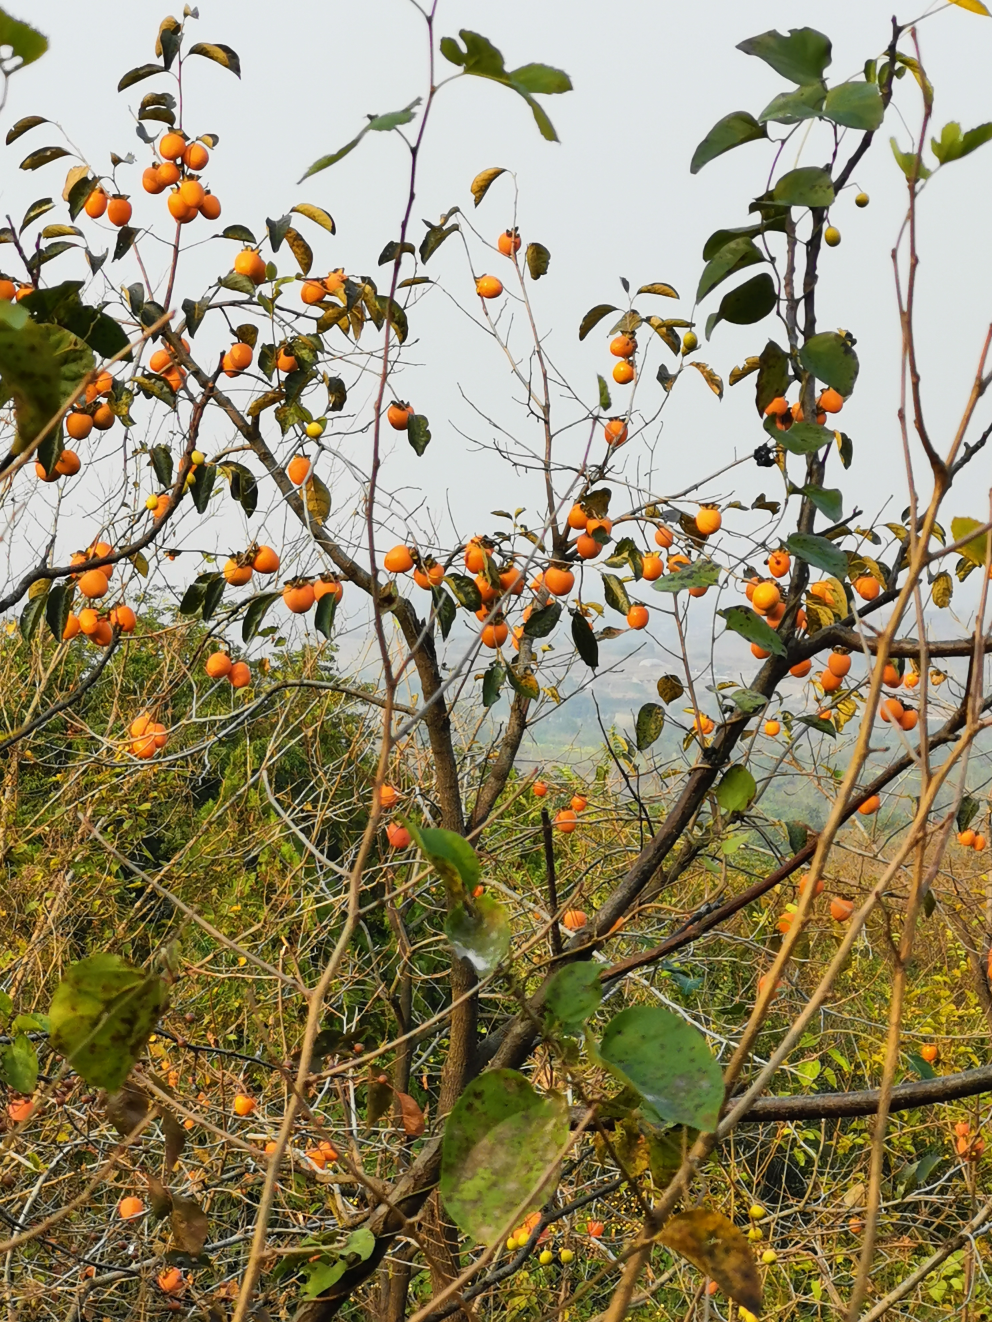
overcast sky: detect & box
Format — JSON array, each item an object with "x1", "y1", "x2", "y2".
[{"x1": 5, "y1": 0, "x2": 992, "y2": 687}]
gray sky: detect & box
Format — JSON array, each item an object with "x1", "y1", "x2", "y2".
[{"x1": 5, "y1": 0, "x2": 992, "y2": 681}]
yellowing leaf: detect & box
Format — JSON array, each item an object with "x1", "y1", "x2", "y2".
[
  {"x1": 932, "y1": 571, "x2": 953, "y2": 608},
  {"x1": 470, "y1": 166, "x2": 506, "y2": 207},
  {"x1": 637, "y1": 282, "x2": 679, "y2": 298},
  {"x1": 283, "y1": 227, "x2": 312, "y2": 276},
  {"x1": 689, "y1": 360, "x2": 724, "y2": 400},
  {"x1": 305, "y1": 473, "x2": 331, "y2": 522},
  {"x1": 949, "y1": 0, "x2": 990, "y2": 14},
  {"x1": 291, "y1": 202, "x2": 336, "y2": 234},
  {"x1": 660, "y1": 1209, "x2": 762, "y2": 1315}
]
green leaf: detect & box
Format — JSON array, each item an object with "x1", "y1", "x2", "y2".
[
  {"x1": 19, "y1": 592, "x2": 47, "y2": 644},
  {"x1": 0, "y1": 10, "x2": 48, "y2": 68},
  {"x1": 48, "y1": 955, "x2": 168, "y2": 1092},
  {"x1": 482, "y1": 661, "x2": 504, "y2": 708},
  {"x1": 635, "y1": 702, "x2": 665, "y2": 751},
  {"x1": 220, "y1": 223, "x2": 256, "y2": 244},
  {"x1": 118, "y1": 62, "x2": 164, "y2": 91},
  {"x1": 690, "y1": 111, "x2": 767, "y2": 175},
  {"x1": 0, "y1": 1034, "x2": 38, "y2": 1093},
  {"x1": 546, "y1": 962, "x2": 602, "y2": 1031},
  {"x1": 6, "y1": 115, "x2": 48, "y2": 146},
  {"x1": 20, "y1": 145, "x2": 69, "y2": 171},
  {"x1": 150, "y1": 444, "x2": 173, "y2": 487},
  {"x1": 408, "y1": 413, "x2": 431, "y2": 456},
  {"x1": 652, "y1": 559, "x2": 720, "y2": 594},
  {"x1": 951, "y1": 516, "x2": 988, "y2": 567},
  {"x1": 755, "y1": 339, "x2": 791, "y2": 415},
  {"x1": 0, "y1": 319, "x2": 93, "y2": 454},
  {"x1": 777, "y1": 421, "x2": 833, "y2": 454},
  {"x1": 759, "y1": 83, "x2": 825, "y2": 125},
  {"x1": 696, "y1": 236, "x2": 765, "y2": 302},
  {"x1": 802, "y1": 484, "x2": 843, "y2": 521},
  {"x1": 737, "y1": 27, "x2": 832, "y2": 85},
  {"x1": 797, "y1": 713, "x2": 837, "y2": 738},
  {"x1": 445, "y1": 573, "x2": 482, "y2": 611},
  {"x1": 525, "y1": 241, "x2": 550, "y2": 279},
  {"x1": 799, "y1": 330, "x2": 859, "y2": 395},
  {"x1": 189, "y1": 461, "x2": 215, "y2": 514},
  {"x1": 368, "y1": 102, "x2": 420, "y2": 132},
  {"x1": 314, "y1": 590, "x2": 337, "y2": 640},
  {"x1": 407, "y1": 824, "x2": 480, "y2": 899},
  {"x1": 716, "y1": 605, "x2": 786, "y2": 657},
  {"x1": 445, "y1": 894, "x2": 511, "y2": 976},
  {"x1": 957, "y1": 796, "x2": 980, "y2": 832},
  {"x1": 601, "y1": 573, "x2": 631, "y2": 616},
  {"x1": 716, "y1": 765, "x2": 757, "y2": 813},
  {"x1": 45, "y1": 582, "x2": 73, "y2": 642},
  {"x1": 301, "y1": 134, "x2": 365, "y2": 180},
  {"x1": 440, "y1": 1070, "x2": 569, "y2": 1246},
  {"x1": 433, "y1": 586, "x2": 456, "y2": 641},
  {"x1": 570, "y1": 609, "x2": 598, "y2": 669},
  {"x1": 242, "y1": 592, "x2": 280, "y2": 643},
  {"x1": 440, "y1": 31, "x2": 571, "y2": 142},
  {"x1": 420, "y1": 223, "x2": 458, "y2": 262},
  {"x1": 596, "y1": 374, "x2": 612, "y2": 411},
  {"x1": 656, "y1": 674, "x2": 685, "y2": 704},
  {"x1": 578, "y1": 303, "x2": 618, "y2": 341},
  {"x1": 20, "y1": 196, "x2": 54, "y2": 232},
  {"x1": 187, "y1": 42, "x2": 241, "y2": 77},
  {"x1": 824, "y1": 82, "x2": 884, "y2": 131},
  {"x1": 786, "y1": 532, "x2": 849, "y2": 579},
  {"x1": 707, "y1": 273, "x2": 776, "y2": 337},
  {"x1": 729, "y1": 687, "x2": 768, "y2": 714},
  {"x1": 773, "y1": 167, "x2": 835, "y2": 208},
  {"x1": 890, "y1": 137, "x2": 932, "y2": 182},
  {"x1": 524, "y1": 601, "x2": 561, "y2": 638},
  {"x1": 597, "y1": 1005, "x2": 724, "y2": 1131}
]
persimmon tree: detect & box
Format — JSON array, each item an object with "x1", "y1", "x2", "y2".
[{"x1": 4, "y1": 4, "x2": 992, "y2": 1322}]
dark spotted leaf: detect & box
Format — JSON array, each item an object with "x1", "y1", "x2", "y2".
[
  {"x1": 470, "y1": 166, "x2": 506, "y2": 206},
  {"x1": 571, "y1": 609, "x2": 599, "y2": 669},
  {"x1": 660, "y1": 1209, "x2": 762, "y2": 1315},
  {"x1": 717, "y1": 605, "x2": 786, "y2": 656},
  {"x1": 187, "y1": 42, "x2": 241, "y2": 77},
  {"x1": 635, "y1": 703, "x2": 665, "y2": 751}
]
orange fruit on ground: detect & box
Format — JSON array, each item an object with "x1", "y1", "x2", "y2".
[
  {"x1": 92, "y1": 403, "x2": 115, "y2": 430},
  {"x1": 751, "y1": 582, "x2": 781, "y2": 614},
  {"x1": 695, "y1": 507, "x2": 722, "y2": 536},
  {"x1": 283, "y1": 582, "x2": 316, "y2": 613},
  {"x1": 555, "y1": 809, "x2": 577, "y2": 834},
  {"x1": 118, "y1": 1196, "x2": 145, "y2": 1219},
  {"x1": 276, "y1": 348, "x2": 297, "y2": 373},
  {"x1": 229, "y1": 661, "x2": 251, "y2": 689},
  {"x1": 587, "y1": 1219, "x2": 605, "y2": 1238},
  {"x1": 224, "y1": 558, "x2": 253, "y2": 586},
  {"x1": 575, "y1": 533, "x2": 602, "y2": 560},
  {"x1": 476, "y1": 274, "x2": 503, "y2": 298},
  {"x1": 287, "y1": 455, "x2": 312, "y2": 485},
  {"x1": 654, "y1": 525, "x2": 674, "y2": 549},
  {"x1": 767, "y1": 550, "x2": 790, "y2": 578},
  {"x1": 764, "y1": 720, "x2": 780, "y2": 736},
  {"x1": 380, "y1": 784, "x2": 399, "y2": 809},
  {"x1": 159, "y1": 131, "x2": 186, "y2": 159},
  {"x1": 167, "y1": 190, "x2": 194, "y2": 221},
  {"x1": 497, "y1": 228, "x2": 521, "y2": 255},
  {"x1": 107, "y1": 196, "x2": 132, "y2": 227},
  {"x1": 544, "y1": 565, "x2": 575, "y2": 595},
  {"x1": 314, "y1": 577, "x2": 343, "y2": 602},
  {"x1": 612, "y1": 360, "x2": 635, "y2": 385},
  {"x1": 854, "y1": 575, "x2": 880, "y2": 602},
  {"x1": 920, "y1": 1044, "x2": 939, "y2": 1063},
  {"x1": 233, "y1": 1094, "x2": 256, "y2": 1117},
  {"x1": 818, "y1": 387, "x2": 844, "y2": 413},
  {"x1": 110, "y1": 605, "x2": 136, "y2": 633},
  {"x1": 827, "y1": 652, "x2": 851, "y2": 678},
  {"x1": 183, "y1": 141, "x2": 210, "y2": 171},
  {"x1": 229, "y1": 342, "x2": 253, "y2": 370},
  {"x1": 790, "y1": 659, "x2": 812, "y2": 678},
  {"x1": 830, "y1": 896, "x2": 855, "y2": 921},
  {"x1": 958, "y1": 829, "x2": 976, "y2": 847},
  {"x1": 533, "y1": 781, "x2": 548, "y2": 797},
  {"x1": 199, "y1": 193, "x2": 221, "y2": 220},
  {"x1": 626, "y1": 605, "x2": 649, "y2": 630},
  {"x1": 387, "y1": 401, "x2": 414, "y2": 430},
  {"x1": 205, "y1": 651, "x2": 233, "y2": 679},
  {"x1": 604, "y1": 418, "x2": 628, "y2": 445},
  {"x1": 66, "y1": 412, "x2": 94, "y2": 441},
  {"x1": 234, "y1": 249, "x2": 267, "y2": 284},
  {"x1": 301, "y1": 279, "x2": 327, "y2": 304},
  {"x1": 820, "y1": 669, "x2": 842, "y2": 693},
  {"x1": 7, "y1": 1098, "x2": 34, "y2": 1123},
  {"x1": 567, "y1": 504, "x2": 589, "y2": 531},
  {"x1": 386, "y1": 821, "x2": 411, "y2": 849},
  {"x1": 380, "y1": 544, "x2": 412, "y2": 576},
  {"x1": 252, "y1": 545, "x2": 280, "y2": 574},
  {"x1": 84, "y1": 187, "x2": 108, "y2": 219},
  {"x1": 610, "y1": 334, "x2": 636, "y2": 358},
  {"x1": 77, "y1": 569, "x2": 109, "y2": 599},
  {"x1": 858, "y1": 795, "x2": 881, "y2": 815},
  {"x1": 62, "y1": 613, "x2": 81, "y2": 641},
  {"x1": 563, "y1": 908, "x2": 586, "y2": 929},
  {"x1": 481, "y1": 620, "x2": 509, "y2": 648}
]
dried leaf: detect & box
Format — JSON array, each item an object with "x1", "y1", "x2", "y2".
[
  {"x1": 470, "y1": 166, "x2": 506, "y2": 206},
  {"x1": 660, "y1": 1208, "x2": 762, "y2": 1315},
  {"x1": 689, "y1": 360, "x2": 724, "y2": 400},
  {"x1": 396, "y1": 1090, "x2": 425, "y2": 1137}
]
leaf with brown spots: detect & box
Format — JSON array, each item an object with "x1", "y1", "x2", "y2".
[{"x1": 660, "y1": 1208, "x2": 762, "y2": 1315}]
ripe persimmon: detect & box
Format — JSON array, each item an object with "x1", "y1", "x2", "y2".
[
  {"x1": 301, "y1": 279, "x2": 327, "y2": 304},
  {"x1": 413, "y1": 563, "x2": 445, "y2": 589},
  {"x1": 610, "y1": 334, "x2": 636, "y2": 359},
  {"x1": 233, "y1": 1094, "x2": 256, "y2": 1117},
  {"x1": 287, "y1": 455, "x2": 312, "y2": 485},
  {"x1": 899, "y1": 709, "x2": 919, "y2": 732},
  {"x1": 84, "y1": 187, "x2": 108, "y2": 219},
  {"x1": 903, "y1": 669, "x2": 920, "y2": 689},
  {"x1": 798, "y1": 872, "x2": 824, "y2": 896},
  {"x1": 858, "y1": 795, "x2": 881, "y2": 815},
  {"x1": 958, "y1": 829, "x2": 976, "y2": 847},
  {"x1": 283, "y1": 581, "x2": 316, "y2": 613},
  {"x1": 252, "y1": 545, "x2": 280, "y2": 574},
  {"x1": 571, "y1": 794, "x2": 588, "y2": 813},
  {"x1": 205, "y1": 651, "x2": 233, "y2": 679},
  {"x1": 612, "y1": 360, "x2": 635, "y2": 385},
  {"x1": 640, "y1": 553, "x2": 663, "y2": 581},
  {"x1": 78, "y1": 609, "x2": 100, "y2": 637},
  {"x1": 544, "y1": 565, "x2": 574, "y2": 595},
  {"x1": 476, "y1": 274, "x2": 503, "y2": 298},
  {"x1": 387, "y1": 401, "x2": 414, "y2": 430},
  {"x1": 157, "y1": 1268, "x2": 185, "y2": 1296},
  {"x1": 386, "y1": 822, "x2": 411, "y2": 848},
  {"x1": 199, "y1": 192, "x2": 221, "y2": 220},
  {"x1": 324, "y1": 268, "x2": 346, "y2": 294},
  {"x1": 764, "y1": 720, "x2": 781, "y2": 736},
  {"x1": 626, "y1": 605, "x2": 649, "y2": 629},
  {"x1": 854, "y1": 575, "x2": 880, "y2": 602},
  {"x1": 575, "y1": 533, "x2": 601, "y2": 559},
  {"x1": 879, "y1": 697, "x2": 904, "y2": 723},
  {"x1": 751, "y1": 582, "x2": 780, "y2": 614},
  {"x1": 158, "y1": 160, "x2": 180, "y2": 186},
  {"x1": 882, "y1": 663, "x2": 901, "y2": 687},
  {"x1": 604, "y1": 418, "x2": 628, "y2": 445},
  {"x1": 830, "y1": 896, "x2": 854, "y2": 921},
  {"x1": 62, "y1": 613, "x2": 81, "y2": 641},
  {"x1": 118, "y1": 1196, "x2": 144, "y2": 1219},
  {"x1": 159, "y1": 131, "x2": 186, "y2": 159},
  {"x1": 110, "y1": 605, "x2": 136, "y2": 633},
  {"x1": 532, "y1": 781, "x2": 548, "y2": 797},
  {"x1": 229, "y1": 342, "x2": 253, "y2": 370},
  {"x1": 790, "y1": 659, "x2": 812, "y2": 678},
  {"x1": 107, "y1": 196, "x2": 132, "y2": 227},
  {"x1": 276, "y1": 348, "x2": 297, "y2": 373},
  {"x1": 380, "y1": 784, "x2": 399, "y2": 809},
  {"x1": 0, "y1": 278, "x2": 16, "y2": 301},
  {"x1": 167, "y1": 189, "x2": 194, "y2": 221},
  {"x1": 314, "y1": 577, "x2": 343, "y2": 603},
  {"x1": 92, "y1": 403, "x2": 115, "y2": 430},
  {"x1": 224, "y1": 558, "x2": 253, "y2": 586},
  {"x1": 975, "y1": 834, "x2": 988, "y2": 851},
  {"x1": 694, "y1": 713, "x2": 715, "y2": 735},
  {"x1": 767, "y1": 550, "x2": 790, "y2": 578},
  {"x1": 751, "y1": 643, "x2": 770, "y2": 660},
  {"x1": 66, "y1": 412, "x2": 94, "y2": 441},
  {"x1": 229, "y1": 661, "x2": 251, "y2": 689},
  {"x1": 695, "y1": 507, "x2": 722, "y2": 536},
  {"x1": 563, "y1": 908, "x2": 586, "y2": 929},
  {"x1": 555, "y1": 809, "x2": 577, "y2": 834},
  {"x1": 499, "y1": 566, "x2": 524, "y2": 595},
  {"x1": 654, "y1": 525, "x2": 674, "y2": 549},
  {"x1": 481, "y1": 620, "x2": 509, "y2": 648},
  {"x1": 183, "y1": 140, "x2": 209, "y2": 170},
  {"x1": 827, "y1": 652, "x2": 851, "y2": 678},
  {"x1": 497, "y1": 228, "x2": 521, "y2": 255},
  {"x1": 820, "y1": 669, "x2": 842, "y2": 693},
  {"x1": 920, "y1": 1044, "x2": 939, "y2": 1064},
  {"x1": 566, "y1": 504, "x2": 589, "y2": 531},
  {"x1": 77, "y1": 569, "x2": 109, "y2": 599},
  {"x1": 818, "y1": 387, "x2": 844, "y2": 413},
  {"x1": 234, "y1": 249, "x2": 267, "y2": 284},
  {"x1": 464, "y1": 539, "x2": 487, "y2": 573}
]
